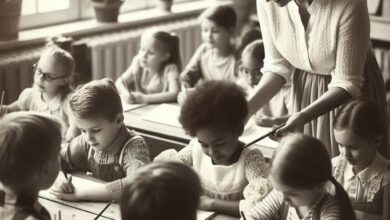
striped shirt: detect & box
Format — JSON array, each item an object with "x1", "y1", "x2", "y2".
[
  {"x1": 246, "y1": 190, "x2": 341, "y2": 220},
  {"x1": 60, "y1": 126, "x2": 150, "y2": 200}
]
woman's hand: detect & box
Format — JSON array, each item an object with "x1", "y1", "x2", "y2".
[{"x1": 274, "y1": 112, "x2": 306, "y2": 136}]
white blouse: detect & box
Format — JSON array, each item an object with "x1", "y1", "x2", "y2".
[{"x1": 257, "y1": 0, "x2": 370, "y2": 97}]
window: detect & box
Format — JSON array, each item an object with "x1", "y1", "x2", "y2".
[{"x1": 20, "y1": 0, "x2": 196, "y2": 30}]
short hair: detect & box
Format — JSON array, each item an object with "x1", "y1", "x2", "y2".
[
  {"x1": 242, "y1": 40, "x2": 265, "y2": 62},
  {"x1": 237, "y1": 28, "x2": 262, "y2": 56},
  {"x1": 271, "y1": 133, "x2": 356, "y2": 220},
  {"x1": 0, "y1": 112, "x2": 62, "y2": 186},
  {"x1": 70, "y1": 78, "x2": 123, "y2": 121},
  {"x1": 179, "y1": 80, "x2": 248, "y2": 136},
  {"x1": 199, "y1": 5, "x2": 237, "y2": 30},
  {"x1": 120, "y1": 162, "x2": 201, "y2": 220}
]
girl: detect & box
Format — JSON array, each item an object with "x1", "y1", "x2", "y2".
[
  {"x1": 237, "y1": 40, "x2": 291, "y2": 127},
  {"x1": 0, "y1": 45, "x2": 76, "y2": 141},
  {"x1": 246, "y1": 133, "x2": 356, "y2": 220},
  {"x1": 332, "y1": 99, "x2": 390, "y2": 220},
  {"x1": 115, "y1": 29, "x2": 181, "y2": 104},
  {"x1": 157, "y1": 80, "x2": 271, "y2": 217}
]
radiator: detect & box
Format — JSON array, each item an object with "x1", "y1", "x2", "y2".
[
  {"x1": 87, "y1": 19, "x2": 202, "y2": 80},
  {"x1": 0, "y1": 48, "x2": 42, "y2": 104}
]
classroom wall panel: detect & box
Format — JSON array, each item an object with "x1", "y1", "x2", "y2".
[{"x1": 87, "y1": 19, "x2": 201, "y2": 80}]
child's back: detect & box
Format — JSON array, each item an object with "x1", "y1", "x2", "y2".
[{"x1": 0, "y1": 112, "x2": 62, "y2": 220}]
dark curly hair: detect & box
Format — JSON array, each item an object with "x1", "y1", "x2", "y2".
[{"x1": 179, "y1": 80, "x2": 248, "y2": 136}]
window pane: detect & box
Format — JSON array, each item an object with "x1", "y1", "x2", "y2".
[
  {"x1": 38, "y1": 0, "x2": 70, "y2": 13},
  {"x1": 21, "y1": 0, "x2": 37, "y2": 15}
]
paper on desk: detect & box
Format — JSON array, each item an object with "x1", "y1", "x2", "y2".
[
  {"x1": 39, "y1": 173, "x2": 110, "y2": 214},
  {"x1": 240, "y1": 117, "x2": 279, "y2": 149},
  {"x1": 121, "y1": 99, "x2": 147, "y2": 112},
  {"x1": 197, "y1": 210, "x2": 217, "y2": 220},
  {"x1": 141, "y1": 103, "x2": 182, "y2": 128}
]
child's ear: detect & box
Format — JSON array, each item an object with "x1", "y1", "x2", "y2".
[
  {"x1": 163, "y1": 52, "x2": 170, "y2": 62},
  {"x1": 59, "y1": 78, "x2": 69, "y2": 86},
  {"x1": 373, "y1": 135, "x2": 383, "y2": 149},
  {"x1": 115, "y1": 113, "x2": 124, "y2": 126}
]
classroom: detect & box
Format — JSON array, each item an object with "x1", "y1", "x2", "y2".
[{"x1": 0, "y1": 0, "x2": 390, "y2": 220}]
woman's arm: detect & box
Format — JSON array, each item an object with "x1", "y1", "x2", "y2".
[
  {"x1": 247, "y1": 73, "x2": 286, "y2": 118},
  {"x1": 115, "y1": 57, "x2": 139, "y2": 97},
  {"x1": 276, "y1": 87, "x2": 351, "y2": 135}
]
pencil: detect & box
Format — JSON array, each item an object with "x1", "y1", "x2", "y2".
[
  {"x1": 94, "y1": 201, "x2": 111, "y2": 220},
  {"x1": 0, "y1": 91, "x2": 5, "y2": 112},
  {"x1": 243, "y1": 123, "x2": 286, "y2": 148},
  {"x1": 241, "y1": 211, "x2": 247, "y2": 220}
]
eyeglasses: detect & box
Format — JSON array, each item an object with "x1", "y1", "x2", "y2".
[
  {"x1": 33, "y1": 64, "x2": 68, "y2": 82},
  {"x1": 239, "y1": 66, "x2": 263, "y2": 78}
]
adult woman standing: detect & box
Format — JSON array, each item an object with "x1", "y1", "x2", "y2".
[{"x1": 249, "y1": 0, "x2": 388, "y2": 157}]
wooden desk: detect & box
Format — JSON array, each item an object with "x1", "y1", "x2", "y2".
[{"x1": 123, "y1": 104, "x2": 278, "y2": 159}]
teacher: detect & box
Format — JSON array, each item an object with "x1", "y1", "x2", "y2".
[{"x1": 248, "y1": 0, "x2": 388, "y2": 157}]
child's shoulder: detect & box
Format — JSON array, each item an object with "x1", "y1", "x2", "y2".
[
  {"x1": 242, "y1": 147, "x2": 266, "y2": 165},
  {"x1": 124, "y1": 129, "x2": 148, "y2": 147}
]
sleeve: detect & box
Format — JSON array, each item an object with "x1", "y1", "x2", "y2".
[
  {"x1": 176, "y1": 140, "x2": 195, "y2": 167},
  {"x1": 180, "y1": 44, "x2": 206, "y2": 87},
  {"x1": 246, "y1": 189, "x2": 284, "y2": 220},
  {"x1": 327, "y1": 0, "x2": 369, "y2": 97},
  {"x1": 257, "y1": 1, "x2": 293, "y2": 82},
  {"x1": 318, "y1": 197, "x2": 341, "y2": 220},
  {"x1": 105, "y1": 136, "x2": 150, "y2": 201},
  {"x1": 240, "y1": 149, "x2": 272, "y2": 212},
  {"x1": 17, "y1": 88, "x2": 34, "y2": 110},
  {"x1": 117, "y1": 55, "x2": 141, "y2": 92},
  {"x1": 60, "y1": 135, "x2": 90, "y2": 173}
]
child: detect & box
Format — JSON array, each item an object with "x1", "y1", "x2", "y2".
[
  {"x1": 158, "y1": 80, "x2": 271, "y2": 216},
  {"x1": 246, "y1": 133, "x2": 356, "y2": 220},
  {"x1": 115, "y1": 29, "x2": 181, "y2": 104},
  {"x1": 50, "y1": 78, "x2": 150, "y2": 202},
  {"x1": 179, "y1": 4, "x2": 238, "y2": 88},
  {"x1": 120, "y1": 161, "x2": 201, "y2": 220},
  {"x1": 0, "y1": 45, "x2": 77, "y2": 141},
  {"x1": 0, "y1": 112, "x2": 62, "y2": 220},
  {"x1": 332, "y1": 99, "x2": 390, "y2": 220},
  {"x1": 237, "y1": 40, "x2": 291, "y2": 127}
]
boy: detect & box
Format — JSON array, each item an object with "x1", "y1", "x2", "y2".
[
  {"x1": 180, "y1": 4, "x2": 238, "y2": 88},
  {"x1": 0, "y1": 112, "x2": 62, "y2": 220},
  {"x1": 120, "y1": 161, "x2": 201, "y2": 220},
  {"x1": 51, "y1": 78, "x2": 150, "y2": 202}
]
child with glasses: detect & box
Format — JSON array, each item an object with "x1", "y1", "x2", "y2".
[
  {"x1": 0, "y1": 45, "x2": 77, "y2": 141},
  {"x1": 237, "y1": 40, "x2": 292, "y2": 127}
]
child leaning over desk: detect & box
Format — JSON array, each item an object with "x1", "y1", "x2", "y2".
[
  {"x1": 51, "y1": 78, "x2": 150, "y2": 202},
  {"x1": 0, "y1": 112, "x2": 62, "y2": 220},
  {"x1": 332, "y1": 99, "x2": 390, "y2": 220},
  {"x1": 115, "y1": 29, "x2": 181, "y2": 104},
  {"x1": 156, "y1": 80, "x2": 272, "y2": 217}
]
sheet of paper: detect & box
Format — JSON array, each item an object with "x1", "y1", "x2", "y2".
[
  {"x1": 197, "y1": 210, "x2": 217, "y2": 220},
  {"x1": 39, "y1": 173, "x2": 111, "y2": 215},
  {"x1": 121, "y1": 99, "x2": 146, "y2": 112},
  {"x1": 240, "y1": 117, "x2": 279, "y2": 149},
  {"x1": 141, "y1": 103, "x2": 182, "y2": 128}
]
